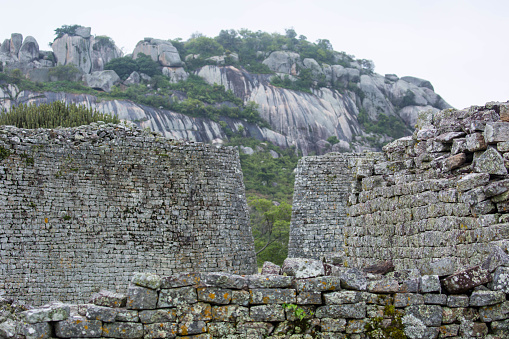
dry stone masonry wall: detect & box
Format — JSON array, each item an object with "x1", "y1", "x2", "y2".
[
  {"x1": 288, "y1": 153, "x2": 366, "y2": 261},
  {"x1": 346, "y1": 102, "x2": 509, "y2": 272},
  {"x1": 2, "y1": 256, "x2": 509, "y2": 338},
  {"x1": 0, "y1": 123, "x2": 256, "y2": 306}
]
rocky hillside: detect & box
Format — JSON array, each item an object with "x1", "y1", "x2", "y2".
[{"x1": 0, "y1": 27, "x2": 451, "y2": 155}]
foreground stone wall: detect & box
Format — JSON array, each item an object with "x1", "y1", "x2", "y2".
[
  {"x1": 288, "y1": 153, "x2": 366, "y2": 260},
  {"x1": 346, "y1": 103, "x2": 509, "y2": 271},
  {"x1": 0, "y1": 123, "x2": 256, "y2": 305},
  {"x1": 3, "y1": 256, "x2": 509, "y2": 338}
]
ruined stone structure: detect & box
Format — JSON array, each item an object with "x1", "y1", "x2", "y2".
[
  {"x1": 289, "y1": 102, "x2": 509, "y2": 272},
  {"x1": 288, "y1": 153, "x2": 365, "y2": 261},
  {"x1": 0, "y1": 123, "x2": 256, "y2": 305},
  {"x1": 3, "y1": 256, "x2": 509, "y2": 338}
]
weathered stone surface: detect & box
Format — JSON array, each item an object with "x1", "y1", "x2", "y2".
[
  {"x1": 231, "y1": 290, "x2": 250, "y2": 306},
  {"x1": 54, "y1": 316, "x2": 102, "y2": 338},
  {"x1": 247, "y1": 275, "x2": 292, "y2": 288},
  {"x1": 443, "y1": 153, "x2": 466, "y2": 171},
  {"x1": 19, "y1": 321, "x2": 51, "y2": 339},
  {"x1": 158, "y1": 287, "x2": 197, "y2": 308},
  {"x1": 442, "y1": 266, "x2": 492, "y2": 293},
  {"x1": 479, "y1": 301, "x2": 509, "y2": 322},
  {"x1": 324, "y1": 290, "x2": 361, "y2": 305},
  {"x1": 207, "y1": 322, "x2": 235, "y2": 337},
  {"x1": 115, "y1": 310, "x2": 139, "y2": 322},
  {"x1": 127, "y1": 285, "x2": 158, "y2": 310},
  {"x1": 22, "y1": 303, "x2": 70, "y2": 323},
  {"x1": 362, "y1": 260, "x2": 394, "y2": 275},
  {"x1": 423, "y1": 293, "x2": 447, "y2": 305},
  {"x1": 482, "y1": 246, "x2": 509, "y2": 272},
  {"x1": 132, "y1": 272, "x2": 162, "y2": 290},
  {"x1": 339, "y1": 268, "x2": 367, "y2": 291},
  {"x1": 160, "y1": 273, "x2": 201, "y2": 289},
  {"x1": 199, "y1": 272, "x2": 247, "y2": 289},
  {"x1": 490, "y1": 266, "x2": 509, "y2": 293},
  {"x1": 470, "y1": 290, "x2": 506, "y2": 306},
  {"x1": 296, "y1": 291, "x2": 323, "y2": 305},
  {"x1": 178, "y1": 320, "x2": 207, "y2": 335},
  {"x1": 367, "y1": 279, "x2": 400, "y2": 293},
  {"x1": 89, "y1": 290, "x2": 127, "y2": 308},
  {"x1": 102, "y1": 322, "x2": 144, "y2": 338},
  {"x1": 84, "y1": 304, "x2": 117, "y2": 322},
  {"x1": 456, "y1": 173, "x2": 490, "y2": 192},
  {"x1": 485, "y1": 122, "x2": 509, "y2": 143},
  {"x1": 405, "y1": 305, "x2": 443, "y2": 326},
  {"x1": 179, "y1": 302, "x2": 213, "y2": 322},
  {"x1": 320, "y1": 318, "x2": 347, "y2": 332},
  {"x1": 138, "y1": 309, "x2": 177, "y2": 323},
  {"x1": 0, "y1": 319, "x2": 17, "y2": 338},
  {"x1": 249, "y1": 304, "x2": 285, "y2": 321},
  {"x1": 249, "y1": 288, "x2": 296, "y2": 304},
  {"x1": 293, "y1": 276, "x2": 342, "y2": 292},
  {"x1": 420, "y1": 275, "x2": 441, "y2": 293},
  {"x1": 282, "y1": 258, "x2": 325, "y2": 278},
  {"x1": 84, "y1": 70, "x2": 121, "y2": 92},
  {"x1": 473, "y1": 147, "x2": 508, "y2": 175},
  {"x1": 196, "y1": 287, "x2": 232, "y2": 304},
  {"x1": 315, "y1": 303, "x2": 366, "y2": 319},
  {"x1": 466, "y1": 132, "x2": 487, "y2": 151},
  {"x1": 211, "y1": 305, "x2": 249, "y2": 322},
  {"x1": 447, "y1": 295, "x2": 469, "y2": 307},
  {"x1": 18, "y1": 36, "x2": 39, "y2": 63},
  {"x1": 261, "y1": 261, "x2": 281, "y2": 275},
  {"x1": 394, "y1": 293, "x2": 425, "y2": 307},
  {"x1": 52, "y1": 33, "x2": 92, "y2": 73},
  {"x1": 492, "y1": 319, "x2": 509, "y2": 335},
  {"x1": 143, "y1": 322, "x2": 177, "y2": 339}
]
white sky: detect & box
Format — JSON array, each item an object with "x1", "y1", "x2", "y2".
[{"x1": 1, "y1": 0, "x2": 507, "y2": 109}]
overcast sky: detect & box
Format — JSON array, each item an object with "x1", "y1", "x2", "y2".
[{"x1": 1, "y1": 0, "x2": 507, "y2": 109}]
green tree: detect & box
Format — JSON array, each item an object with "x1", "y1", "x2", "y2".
[
  {"x1": 54, "y1": 25, "x2": 82, "y2": 40},
  {"x1": 185, "y1": 36, "x2": 224, "y2": 58},
  {"x1": 134, "y1": 53, "x2": 161, "y2": 77},
  {"x1": 48, "y1": 65, "x2": 82, "y2": 82},
  {"x1": 249, "y1": 198, "x2": 292, "y2": 266},
  {"x1": 104, "y1": 57, "x2": 139, "y2": 80},
  {"x1": 327, "y1": 136, "x2": 339, "y2": 145}
]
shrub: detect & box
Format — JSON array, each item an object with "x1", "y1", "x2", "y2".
[
  {"x1": 54, "y1": 25, "x2": 83, "y2": 40},
  {"x1": 48, "y1": 65, "x2": 82, "y2": 82},
  {"x1": 0, "y1": 101, "x2": 119, "y2": 129}
]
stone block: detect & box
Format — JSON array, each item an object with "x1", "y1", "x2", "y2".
[
  {"x1": 160, "y1": 273, "x2": 201, "y2": 289},
  {"x1": 479, "y1": 301, "x2": 509, "y2": 322},
  {"x1": 102, "y1": 322, "x2": 144, "y2": 338},
  {"x1": 281, "y1": 258, "x2": 324, "y2": 278},
  {"x1": 490, "y1": 266, "x2": 509, "y2": 293},
  {"x1": 456, "y1": 173, "x2": 490, "y2": 192},
  {"x1": 54, "y1": 316, "x2": 102, "y2": 338},
  {"x1": 482, "y1": 247, "x2": 509, "y2": 273},
  {"x1": 261, "y1": 261, "x2": 281, "y2": 275},
  {"x1": 143, "y1": 322, "x2": 177, "y2": 339},
  {"x1": 320, "y1": 318, "x2": 347, "y2": 332},
  {"x1": 484, "y1": 179, "x2": 509, "y2": 198},
  {"x1": 423, "y1": 294, "x2": 447, "y2": 305},
  {"x1": 293, "y1": 276, "x2": 342, "y2": 292},
  {"x1": 231, "y1": 290, "x2": 250, "y2": 306},
  {"x1": 236, "y1": 321, "x2": 273, "y2": 336},
  {"x1": 139, "y1": 309, "x2": 177, "y2": 323},
  {"x1": 84, "y1": 304, "x2": 117, "y2": 322},
  {"x1": 470, "y1": 290, "x2": 506, "y2": 306},
  {"x1": 178, "y1": 302, "x2": 212, "y2": 322},
  {"x1": 296, "y1": 291, "x2": 322, "y2": 304},
  {"x1": 89, "y1": 290, "x2": 127, "y2": 308},
  {"x1": 394, "y1": 293, "x2": 425, "y2": 307},
  {"x1": 451, "y1": 138, "x2": 467, "y2": 154},
  {"x1": 247, "y1": 275, "x2": 293, "y2": 288},
  {"x1": 249, "y1": 304, "x2": 285, "y2": 321},
  {"x1": 211, "y1": 305, "x2": 249, "y2": 322},
  {"x1": 421, "y1": 258, "x2": 457, "y2": 276},
  {"x1": 443, "y1": 153, "x2": 466, "y2": 171},
  {"x1": 485, "y1": 122, "x2": 509, "y2": 143},
  {"x1": 466, "y1": 132, "x2": 487, "y2": 151},
  {"x1": 196, "y1": 287, "x2": 232, "y2": 304},
  {"x1": 473, "y1": 147, "x2": 508, "y2": 175},
  {"x1": 324, "y1": 290, "x2": 362, "y2": 304},
  {"x1": 126, "y1": 285, "x2": 158, "y2": 310},
  {"x1": 420, "y1": 275, "x2": 441, "y2": 293},
  {"x1": 416, "y1": 128, "x2": 438, "y2": 141},
  {"x1": 367, "y1": 279, "x2": 400, "y2": 293},
  {"x1": 498, "y1": 141, "x2": 509, "y2": 152},
  {"x1": 442, "y1": 266, "x2": 492, "y2": 293},
  {"x1": 199, "y1": 272, "x2": 247, "y2": 289},
  {"x1": 22, "y1": 302, "x2": 70, "y2": 323},
  {"x1": 115, "y1": 310, "x2": 139, "y2": 322},
  {"x1": 207, "y1": 322, "x2": 235, "y2": 337},
  {"x1": 20, "y1": 322, "x2": 51, "y2": 339},
  {"x1": 447, "y1": 295, "x2": 469, "y2": 307},
  {"x1": 492, "y1": 319, "x2": 509, "y2": 335},
  {"x1": 346, "y1": 319, "x2": 367, "y2": 334},
  {"x1": 178, "y1": 321, "x2": 207, "y2": 336},
  {"x1": 249, "y1": 288, "x2": 296, "y2": 304},
  {"x1": 405, "y1": 305, "x2": 443, "y2": 326},
  {"x1": 157, "y1": 287, "x2": 197, "y2": 308},
  {"x1": 438, "y1": 324, "x2": 459, "y2": 338},
  {"x1": 131, "y1": 272, "x2": 162, "y2": 290},
  {"x1": 315, "y1": 303, "x2": 366, "y2": 319}
]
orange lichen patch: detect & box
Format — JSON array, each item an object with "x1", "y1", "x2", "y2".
[
  {"x1": 102, "y1": 327, "x2": 109, "y2": 334},
  {"x1": 263, "y1": 296, "x2": 270, "y2": 303},
  {"x1": 122, "y1": 329, "x2": 126, "y2": 333},
  {"x1": 84, "y1": 325, "x2": 88, "y2": 330},
  {"x1": 44, "y1": 218, "x2": 48, "y2": 223},
  {"x1": 180, "y1": 325, "x2": 188, "y2": 335},
  {"x1": 208, "y1": 293, "x2": 216, "y2": 300},
  {"x1": 159, "y1": 324, "x2": 164, "y2": 328},
  {"x1": 223, "y1": 293, "x2": 229, "y2": 300},
  {"x1": 75, "y1": 320, "x2": 82, "y2": 324}
]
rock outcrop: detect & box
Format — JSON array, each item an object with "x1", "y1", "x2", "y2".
[
  {"x1": 0, "y1": 33, "x2": 53, "y2": 72},
  {"x1": 132, "y1": 38, "x2": 183, "y2": 67},
  {"x1": 84, "y1": 70, "x2": 121, "y2": 92}
]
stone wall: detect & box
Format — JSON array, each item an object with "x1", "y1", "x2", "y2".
[
  {"x1": 289, "y1": 102, "x2": 509, "y2": 273},
  {"x1": 3, "y1": 256, "x2": 509, "y2": 338},
  {"x1": 0, "y1": 123, "x2": 256, "y2": 305},
  {"x1": 288, "y1": 153, "x2": 366, "y2": 261},
  {"x1": 346, "y1": 103, "x2": 509, "y2": 271}
]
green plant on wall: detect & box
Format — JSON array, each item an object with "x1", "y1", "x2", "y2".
[
  {"x1": 365, "y1": 299, "x2": 406, "y2": 339},
  {"x1": 282, "y1": 303, "x2": 316, "y2": 335}
]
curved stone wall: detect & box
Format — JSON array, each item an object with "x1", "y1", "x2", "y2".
[{"x1": 0, "y1": 123, "x2": 256, "y2": 305}]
